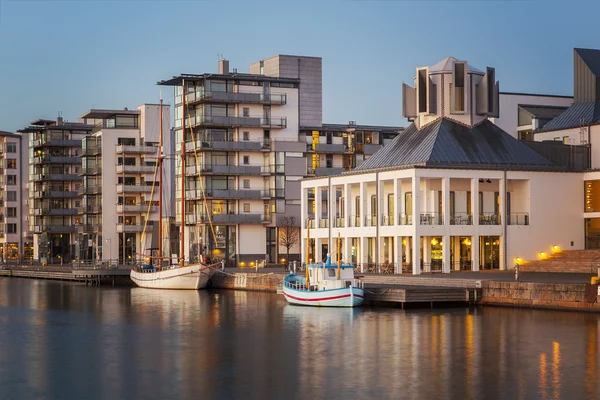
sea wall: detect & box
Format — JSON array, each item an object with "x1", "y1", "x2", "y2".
[
  {"x1": 210, "y1": 272, "x2": 285, "y2": 292},
  {"x1": 481, "y1": 281, "x2": 600, "y2": 311}
]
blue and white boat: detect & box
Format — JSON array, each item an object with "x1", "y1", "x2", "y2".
[{"x1": 282, "y1": 254, "x2": 364, "y2": 307}]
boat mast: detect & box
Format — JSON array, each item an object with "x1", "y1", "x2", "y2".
[
  {"x1": 306, "y1": 216, "x2": 310, "y2": 288},
  {"x1": 337, "y1": 232, "x2": 341, "y2": 279},
  {"x1": 180, "y1": 79, "x2": 186, "y2": 267},
  {"x1": 158, "y1": 93, "x2": 163, "y2": 267}
]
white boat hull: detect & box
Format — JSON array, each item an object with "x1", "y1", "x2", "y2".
[
  {"x1": 282, "y1": 285, "x2": 364, "y2": 307},
  {"x1": 130, "y1": 264, "x2": 212, "y2": 290}
]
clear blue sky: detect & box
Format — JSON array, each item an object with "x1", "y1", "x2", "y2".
[{"x1": 1, "y1": 0, "x2": 598, "y2": 132}]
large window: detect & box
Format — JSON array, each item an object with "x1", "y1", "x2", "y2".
[
  {"x1": 7, "y1": 207, "x2": 16, "y2": 217},
  {"x1": 6, "y1": 159, "x2": 16, "y2": 169},
  {"x1": 6, "y1": 143, "x2": 16, "y2": 153},
  {"x1": 452, "y1": 61, "x2": 466, "y2": 113},
  {"x1": 7, "y1": 175, "x2": 16, "y2": 185},
  {"x1": 7, "y1": 223, "x2": 16, "y2": 234},
  {"x1": 6, "y1": 191, "x2": 16, "y2": 202}
]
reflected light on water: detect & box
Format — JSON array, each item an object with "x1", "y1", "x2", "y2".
[
  {"x1": 552, "y1": 341, "x2": 560, "y2": 399},
  {"x1": 539, "y1": 353, "x2": 548, "y2": 400}
]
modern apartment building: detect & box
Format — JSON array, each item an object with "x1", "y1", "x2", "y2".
[
  {"x1": 158, "y1": 56, "x2": 403, "y2": 266},
  {"x1": 18, "y1": 118, "x2": 93, "y2": 263},
  {"x1": 78, "y1": 104, "x2": 172, "y2": 264},
  {"x1": 0, "y1": 130, "x2": 31, "y2": 261}
]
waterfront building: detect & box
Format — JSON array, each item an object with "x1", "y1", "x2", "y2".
[
  {"x1": 301, "y1": 56, "x2": 585, "y2": 274},
  {"x1": 18, "y1": 118, "x2": 93, "y2": 264},
  {"x1": 0, "y1": 130, "x2": 32, "y2": 261},
  {"x1": 78, "y1": 105, "x2": 172, "y2": 263},
  {"x1": 158, "y1": 56, "x2": 403, "y2": 266}
]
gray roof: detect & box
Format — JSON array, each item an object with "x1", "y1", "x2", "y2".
[
  {"x1": 536, "y1": 100, "x2": 600, "y2": 133},
  {"x1": 355, "y1": 118, "x2": 555, "y2": 171},
  {"x1": 575, "y1": 48, "x2": 600, "y2": 77},
  {"x1": 301, "y1": 123, "x2": 404, "y2": 133},
  {"x1": 519, "y1": 104, "x2": 568, "y2": 120}
]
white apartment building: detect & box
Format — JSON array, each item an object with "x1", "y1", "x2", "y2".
[
  {"x1": 301, "y1": 56, "x2": 585, "y2": 274},
  {"x1": 0, "y1": 130, "x2": 31, "y2": 261},
  {"x1": 79, "y1": 104, "x2": 172, "y2": 264}
]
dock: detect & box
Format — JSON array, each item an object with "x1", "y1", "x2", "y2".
[{"x1": 0, "y1": 265, "x2": 132, "y2": 286}]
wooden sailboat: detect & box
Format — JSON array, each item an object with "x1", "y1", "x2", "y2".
[
  {"x1": 282, "y1": 227, "x2": 364, "y2": 307},
  {"x1": 130, "y1": 89, "x2": 214, "y2": 290}
]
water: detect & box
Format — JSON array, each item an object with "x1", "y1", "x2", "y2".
[{"x1": 0, "y1": 278, "x2": 599, "y2": 400}]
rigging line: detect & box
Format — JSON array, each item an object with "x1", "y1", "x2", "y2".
[
  {"x1": 140, "y1": 151, "x2": 161, "y2": 257},
  {"x1": 185, "y1": 98, "x2": 218, "y2": 249}
]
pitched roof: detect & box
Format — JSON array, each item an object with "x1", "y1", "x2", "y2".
[
  {"x1": 575, "y1": 48, "x2": 600, "y2": 77},
  {"x1": 536, "y1": 100, "x2": 600, "y2": 133},
  {"x1": 355, "y1": 118, "x2": 555, "y2": 171},
  {"x1": 519, "y1": 104, "x2": 569, "y2": 120},
  {"x1": 428, "y1": 56, "x2": 483, "y2": 74}
]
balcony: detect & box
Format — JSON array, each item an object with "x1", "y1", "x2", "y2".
[
  {"x1": 186, "y1": 115, "x2": 287, "y2": 129},
  {"x1": 349, "y1": 215, "x2": 360, "y2": 227},
  {"x1": 116, "y1": 184, "x2": 153, "y2": 194},
  {"x1": 116, "y1": 204, "x2": 158, "y2": 213},
  {"x1": 381, "y1": 213, "x2": 394, "y2": 226},
  {"x1": 34, "y1": 173, "x2": 82, "y2": 182},
  {"x1": 78, "y1": 205, "x2": 103, "y2": 214},
  {"x1": 313, "y1": 143, "x2": 348, "y2": 154},
  {"x1": 187, "y1": 188, "x2": 270, "y2": 200},
  {"x1": 450, "y1": 212, "x2": 472, "y2": 225},
  {"x1": 187, "y1": 138, "x2": 270, "y2": 152},
  {"x1": 115, "y1": 144, "x2": 157, "y2": 154},
  {"x1": 420, "y1": 212, "x2": 443, "y2": 225},
  {"x1": 33, "y1": 138, "x2": 81, "y2": 148},
  {"x1": 189, "y1": 91, "x2": 287, "y2": 105},
  {"x1": 194, "y1": 213, "x2": 271, "y2": 225},
  {"x1": 80, "y1": 166, "x2": 102, "y2": 176},
  {"x1": 318, "y1": 219, "x2": 329, "y2": 228},
  {"x1": 364, "y1": 215, "x2": 377, "y2": 227},
  {"x1": 398, "y1": 213, "x2": 412, "y2": 225},
  {"x1": 363, "y1": 143, "x2": 383, "y2": 155},
  {"x1": 34, "y1": 208, "x2": 78, "y2": 216},
  {"x1": 35, "y1": 190, "x2": 79, "y2": 199},
  {"x1": 33, "y1": 156, "x2": 81, "y2": 164},
  {"x1": 507, "y1": 212, "x2": 529, "y2": 226},
  {"x1": 116, "y1": 165, "x2": 155, "y2": 174},
  {"x1": 116, "y1": 223, "x2": 154, "y2": 233},
  {"x1": 334, "y1": 217, "x2": 345, "y2": 228},
  {"x1": 34, "y1": 225, "x2": 76, "y2": 234},
  {"x1": 305, "y1": 218, "x2": 315, "y2": 229},
  {"x1": 92, "y1": 121, "x2": 139, "y2": 134},
  {"x1": 200, "y1": 164, "x2": 271, "y2": 176},
  {"x1": 82, "y1": 145, "x2": 101, "y2": 156},
  {"x1": 479, "y1": 213, "x2": 501, "y2": 225},
  {"x1": 77, "y1": 224, "x2": 102, "y2": 233},
  {"x1": 78, "y1": 185, "x2": 102, "y2": 195},
  {"x1": 313, "y1": 167, "x2": 346, "y2": 176}
]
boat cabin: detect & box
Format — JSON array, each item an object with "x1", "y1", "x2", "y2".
[{"x1": 307, "y1": 255, "x2": 357, "y2": 290}]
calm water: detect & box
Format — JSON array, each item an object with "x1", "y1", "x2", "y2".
[{"x1": 0, "y1": 278, "x2": 599, "y2": 400}]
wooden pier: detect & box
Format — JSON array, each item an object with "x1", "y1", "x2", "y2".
[
  {"x1": 364, "y1": 284, "x2": 481, "y2": 308},
  {"x1": 0, "y1": 265, "x2": 132, "y2": 286}
]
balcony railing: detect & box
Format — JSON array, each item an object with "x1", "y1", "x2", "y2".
[
  {"x1": 78, "y1": 185, "x2": 102, "y2": 195},
  {"x1": 312, "y1": 143, "x2": 349, "y2": 154},
  {"x1": 450, "y1": 212, "x2": 472, "y2": 225},
  {"x1": 116, "y1": 165, "x2": 155, "y2": 174},
  {"x1": 35, "y1": 190, "x2": 79, "y2": 198},
  {"x1": 349, "y1": 215, "x2": 361, "y2": 227},
  {"x1": 116, "y1": 222, "x2": 154, "y2": 233},
  {"x1": 479, "y1": 213, "x2": 501, "y2": 225},
  {"x1": 116, "y1": 204, "x2": 158, "y2": 213},
  {"x1": 200, "y1": 164, "x2": 272, "y2": 176},
  {"x1": 507, "y1": 212, "x2": 529, "y2": 226},
  {"x1": 187, "y1": 138, "x2": 271, "y2": 152},
  {"x1": 186, "y1": 188, "x2": 270, "y2": 200},
  {"x1": 189, "y1": 91, "x2": 287, "y2": 105},
  {"x1": 364, "y1": 215, "x2": 377, "y2": 227},
  {"x1": 420, "y1": 212, "x2": 443, "y2": 225},
  {"x1": 77, "y1": 224, "x2": 102, "y2": 233},
  {"x1": 116, "y1": 184, "x2": 153, "y2": 194},
  {"x1": 186, "y1": 115, "x2": 287, "y2": 129},
  {"x1": 193, "y1": 213, "x2": 270, "y2": 225},
  {"x1": 381, "y1": 213, "x2": 394, "y2": 226},
  {"x1": 34, "y1": 173, "x2": 82, "y2": 181},
  {"x1": 334, "y1": 217, "x2": 345, "y2": 228},
  {"x1": 34, "y1": 208, "x2": 78, "y2": 216},
  {"x1": 115, "y1": 144, "x2": 157, "y2": 154},
  {"x1": 82, "y1": 145, "x2": 101, "y2": 156},
  {"x1": 80, "y1": 166, "x2": 102, "y2": 175},
  {"x1": 33, "y1": 156, "x2": 80, "y2": 164},
  {"x1": 92, "y1": 121, "x2": 138, "y2": 133},
  {"x1": 305, "y1": 218, "x2": 315, "y2": 229},
  {"x1": 33, "y1": 138, "x2": 81, "y2": 148},
  {"x1": 318, "y1": 219, "x2": 329, "y2": 228},
  {"x1": 34, "y1": 225, "x2": 76, "y2": 233},
  {"x1": 78, "y1": 205, "x2": 103, "y2": 214},
  {"x1": 313, "y1": 167, "x2": 346, "y2": 176}
]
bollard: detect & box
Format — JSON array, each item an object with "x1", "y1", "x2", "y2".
[
  {"x1": 221, "y1": 260, "x2": 225, "y2": 271},
  {"x1": 255, "y1": 259, "x2": 259, "y2": 273},
  {"x1": 514, "y1": 264, "x2": 519, "y2": 282},
  {"x1": 293, "y1": 260, "x2": 297, "y2": 274}
]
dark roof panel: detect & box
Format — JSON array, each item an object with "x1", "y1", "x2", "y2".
[
  {"x1": 536, "y1": 101, "x2": 600, "y2": 132},
  {"x1": 355, "y1": 118, "x2": 554, "y2": 171},
  {"x1": 575, "y1": 48, "x2": 600, "y2": 77},
  {"x1": 519, "y1": 104, "x2": 569, "y2": 120}
]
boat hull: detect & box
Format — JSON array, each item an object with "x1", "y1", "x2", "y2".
[
  {"x1": 130, "y1": 264, "x2": 212, "y2": 290},
  {"x1": 282, "y1": 285, "x2": 364, "y2": 307}
]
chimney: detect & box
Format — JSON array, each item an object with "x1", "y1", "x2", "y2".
[
  {"x1": 56, "y1": 116, "x2": 63, "y2": 126},
  {"x1": 218, "y1": 59, "x2": 229, "y2": 74}
]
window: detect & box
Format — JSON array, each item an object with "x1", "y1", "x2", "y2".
[
  {"x1": 243, "y1": 156, "x2": 249, "y2": 165},
  {"x1": 417, "y1": 68, "x2": 428, "y2": 114},
  {"x1": 243, "y1": 108, "x2": 250, "y2": 117},
  {"x1": 7, "y1": 224, "x2": 16, "y2": 234},
  {"x1": 452, "y1": 61, "x2": 466, "y2": 113},
  {"x1": 7, "y1": 175, "x2": 16, "y2": 185},
  {"x1": 355, "y1": 196, "x2": 360, "y2": 217},
  {"x1": 563, "y1": 136, "x2": 570, "y2": 144},
  {"x1": 405, "y1": 192, "x2": 412, "y2": 215},
  {"x1": 7, "y1": 191, "x2": 16, "y2": 202},
  {"x1": 327, "y1": 269, "x2": 336, "y2": 277},
  {"x1": 6, "y1": 159, "x2": 16, "y2": 169},
  {"x1": 7, "y1": 207, "x2": 16, "y2": 218},
  {"x1": 6, "y1": 143, "x2": 16, "y2": 153},
  {"x1": 243, "y1": 131, "x2": 249, "y2": 141},
  {"x1": 326, "y1": 155, "x2": 333, "y2": 168},
  {"x1": 243, "y1": 179, "x2": 250, "y2": 189},
  {"x1": 243, "y1": 203, "x2": 250, "y2": 212}
]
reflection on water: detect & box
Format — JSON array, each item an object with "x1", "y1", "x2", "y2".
[{"x1": 0, "y1": 278, "x2": 599, "y2": 400}]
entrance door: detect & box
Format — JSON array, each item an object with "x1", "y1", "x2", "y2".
[{"x1": 480, "y1": 236, "x2": 500, "y2": 269}]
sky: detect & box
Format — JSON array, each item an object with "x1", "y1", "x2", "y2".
[{"x1": 1, "y1": 0, "x2": 599, "y2": 132}]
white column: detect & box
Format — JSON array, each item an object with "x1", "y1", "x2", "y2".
[
  {"x1": 360, "y1": 236, "x2": 367, "y2": 272},
  {"x1": 442, "y1": 176, "x2": 451, "y2": 273},
  {"x1": 423, "y1": 236, "x2": 431, "y2": 272},
  {"x1": 393, "y1": 178, "x2": 400, "y2": 225},
  {"x1": 301, "y1": 186, "x2": 306, "y2": 264},
  {"x1": 454, "y1": 236, "x2": 461, "y2": 271},
  {"x1": 315, "y1": 186, "x2": 322, "y2": 227},
  {"x1": 395, "y1": 236, "x2": 402, "y2": 273},
  {"x1": 360, "y1": 181, "x2": 368, "y2": 227},
  {"x1": 345, "y1": 236, "x2": 352, "y2": 265},
  {"x1": 471, "y1": 178, "x2": 480, "y2": 271},
  {"x1": 499, "y1": 177, "x2": 506, "y2": 270},
  {"x1": 412, "y1": 174, "x2": 421, "y2": 275},
  {"x1": 344, "y1": 183, "x2": 351, "y2": 228},
  {"x1": 315, "y1": 238, "x2": 322, "y2": 263},
  {"x1": 405, "y1": 236, "x2": 412, "y2": 274}
]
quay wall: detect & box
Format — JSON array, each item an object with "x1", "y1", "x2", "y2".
[
  {"x1": 481, "y1": 281, "x2": 600, "y2": 311},
  {"x1": 210, "y1": 271, "x2": 285, "y2": 292}
]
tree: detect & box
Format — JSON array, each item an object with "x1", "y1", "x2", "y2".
[{"x1": 278, "y1": 216, "x2": 300, "y2": 266}]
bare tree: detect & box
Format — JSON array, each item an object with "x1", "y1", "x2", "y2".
[{"x1": 278, "y1": 216, "x2": 299, "y2": 267}]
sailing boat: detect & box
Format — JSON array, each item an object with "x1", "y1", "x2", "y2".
[{"x1": 130, "y1": 92, "x2": 215, "y2": 290}]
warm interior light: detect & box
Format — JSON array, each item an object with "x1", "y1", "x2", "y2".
[
  {"x1": 516, "y1": 257, "x2": 523, "y2": 265},
  {"x1": 240, "y1": 262, "x2": 245, "y2": 267},
  {"x1": 431, "y1": 238, "x2": 438, "y2": 246},
  {"x1": 281, "y1": 258, "x2": 286, "y2": 263},
  {"x1": 402, "y1": 239, "x2": 407, "y2": 245},
  {"x1": 539, "y1": 251, "x2": 547, "y2": 259},
  {"x1": 552, "y1": 245, "x2": 560, "y2": 252}
]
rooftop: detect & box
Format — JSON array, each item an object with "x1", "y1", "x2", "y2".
[
  {"x1": 536, "y1": 100, "x2": 600, "y2": 133},
  {"x1": 575, "y1": 48, "x2": 600, "y2": 77},
  {"x1": 301, "y1": 123, "x2": 404, "y2": 133},
  {"x1": 518, "y1": 104, "x2": 569, "y2": 121},
  {"x1": 427, "y1": 56, "x2": 483, "y2": 74},
  {"x1": 80, "y1": 109, "x2": 140, "y2": 120},
  {"x1": 157, "y1": 72, "x2": 300, "y2": 87}
]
